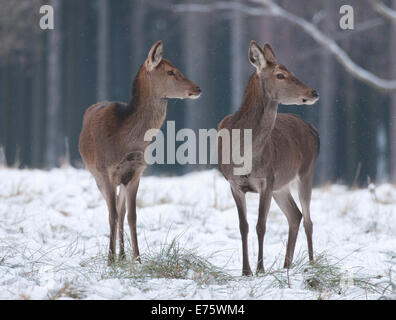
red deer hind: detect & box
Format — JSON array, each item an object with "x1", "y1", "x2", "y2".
[
  {"x1": 218, "y1": 41, "x2": 320, "y2": 276},
  {"x1": 79, "y1": 41, "x2": 201, "y2": 264}
]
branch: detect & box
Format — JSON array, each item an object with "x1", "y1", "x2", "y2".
[
  {"x1": 173, "y1": 1, "x2": 271, "y2": 16},
  {"x1": 172, "y1": 0, "x2": 396, "y2": 92},
  {"x1": 370, "y1": 0, "x2": 396, "y2": 23},
  {"x1": 252, "y1": 0, "x2": 396, "y2": 92}
]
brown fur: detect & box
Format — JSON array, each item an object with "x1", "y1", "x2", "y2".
[
  {"x1": 218, "y1": 41, "x2": 320, "y2": 275},
  {"x1": 79, "y1": 41, "x2": 201, "y2": 264}
]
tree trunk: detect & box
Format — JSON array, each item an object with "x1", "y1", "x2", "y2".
[
  {"x1": 183, "y1": 8, "x2": 212, "y2": 171},
  {"x1": 131, "y1": 0, "x2": 146, "y2": 71},
  {"x1": 390, "y1": 0, "x2": 396, "y2": 183},
  {"x1": 317, "y1": 1, "x2": 337, "y2": 184},
  {"x1": 45, "y1": 0, "x2": 63, "y2": 167},
  {"x1": 97, "y1": 0, "x2": 109, "y2": 101},
  {"x1": 230, "y1": 1, "x2": 244, "y2": 112}
]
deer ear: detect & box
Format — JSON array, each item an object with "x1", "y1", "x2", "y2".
[
  {"x1": 147, "y1": 40, "x2": 163, "y2": 71},
  {"x1": 263, "y1": 43, "x2": 277, "y2": 63},
  {"x1": 249, "y1": 41, "x2": 266, "y2": 70}
]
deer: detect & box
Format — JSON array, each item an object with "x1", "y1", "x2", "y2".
[
  {"x1": 79, "y1": 41, "x2": 201, "y2": 264},
  {"x1": 218, "y1": 41, "x2": 320, "y2": 276}
]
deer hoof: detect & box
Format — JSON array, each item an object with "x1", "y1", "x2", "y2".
[
  {"x1": 242, "y1": 269, "x2": 253, "y2": 277},
  {"x1": 119, "y1": 252, "x2": 127, "y2": 262},
  {"x1": 133, "y1": 255, "x2": 142, "y2": 264},
  {"x1": 256, "y1": 268, "x2": 265, "y2": 276},
  {"x1": 107, "y1": 254, "x2": 116, "y2": 266}
]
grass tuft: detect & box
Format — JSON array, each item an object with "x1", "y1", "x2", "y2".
[
  {"x1": 82, "y1": 237, "x2": 233, "y2": 287},
  {"x1": 139, "y1": 238, "x2": 232, "y2": 285},
  {"x1": 49, "y1": 282, "x2": 86, "y2": 300},
  {"x1": 294, "y1": 252, "x2": 382, "y2": 296},
  {"x1": 378, "y1": 251, "x2": 396, "y2": 300}
]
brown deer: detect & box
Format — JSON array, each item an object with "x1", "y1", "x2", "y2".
[
  {"x1": 79, "y1": 41, "x2": 201, "y2": 264},
  {"x1": 218, "y1": 41, "x2": 320, "y2": 276}
]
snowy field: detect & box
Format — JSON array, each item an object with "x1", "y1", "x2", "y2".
[{"x1": 0, "y1": 168, "x2": 395, "y2": 300}]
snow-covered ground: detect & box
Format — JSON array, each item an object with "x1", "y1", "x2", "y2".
[{"x1": 0, "y1": 168, "x2": 395, "y2": 300}]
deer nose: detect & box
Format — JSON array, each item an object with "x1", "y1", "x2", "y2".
[
  {"x1": 312, "y1": 90, "x2": 319, "y2": 98},
  {"x1": 195, "y1": 87, "x2": 202, "y2": 93}
]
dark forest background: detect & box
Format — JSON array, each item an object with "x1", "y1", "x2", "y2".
[{"x1": 0, "y1": 0, "x2": 396, "y2": 186}]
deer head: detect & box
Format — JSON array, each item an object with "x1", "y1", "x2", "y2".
[
  {"x1": 144, "y1": 40, "x2": 201, "y2": 100},
  {"x1": 248, "y1": 41, "x2": 319, "y2": 106}
]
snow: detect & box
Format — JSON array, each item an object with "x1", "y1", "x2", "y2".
[{"x1": 0, "y1": 168, "x2": 395, "y2": 300}]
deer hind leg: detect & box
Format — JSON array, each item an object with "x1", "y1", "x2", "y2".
[
  {"x1": 273, "y1": 188, "x2": 302, "y2": 269},
  {"x1": 115, "y1": 151, "x2": 145, "y2": 186},
  {"x1": 297, "y1": 172, "x2": 314, "y2": 263},
  {"x1": 114, "y1": 152, "x2": 146, "y2": 262},
  {"x1": 230, "y1": 186, "x2": 252, "y2": 276},
  {"x1": 256, "y1": 186, "x2": 273, "y2": 274},
  {"x1": 117, "y1": 185, "x2": 127, "y2": 261}
]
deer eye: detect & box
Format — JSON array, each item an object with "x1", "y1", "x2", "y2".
[
  {"x1": 276, "y1": 74, "x2": 285, "y2": 80},
  {"x1": 167, "y1": 71, "x2": 175, "y2": 76}
]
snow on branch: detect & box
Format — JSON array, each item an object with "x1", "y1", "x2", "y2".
[
  {"x1": 254, "y1": 0, "x2": 396, "y2": 92},
  {"x1": 370, "y1": 0, "x2": 396, "y2": 23},
  {"x1": 173, "y1": 1, "x2": 270, "y2": 15},
  {"x1": 172, "y1": 0, "x2": 396, "y2": 92}
]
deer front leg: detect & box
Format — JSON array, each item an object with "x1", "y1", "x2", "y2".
[
  {"x1": 102, "y1": 181, "x2": 118, "y2": 266},
  {"x1": 117, "y1": 185, "x2": 127, "y2": 261},
  {"x1": 126, "y1": 177, "x2": 141, "y2": 262},
  {"x1": 297, "y1": 172, "x2": 315, "y2": 264},
  {"x1": 256, "y1": 185, "x2": 273, "y2": 274},
  {"x1": 231, "y1": 186, "x2": 252, "y2": 276}
]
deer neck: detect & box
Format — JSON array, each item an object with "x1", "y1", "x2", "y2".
[
  {"x1": 232, "y1": 73, "x2": 278, "y2": 147},
  {"x1": 124, "y1": 69, "x2": 168, "y2": 142}
]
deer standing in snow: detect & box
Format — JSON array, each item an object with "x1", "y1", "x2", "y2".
[
  {"x1": 79, "y1": 41, "x2": 201, "y2": 264},
  {"x1": 218, "y1": 41, "x2": 320, "y2": 276}
]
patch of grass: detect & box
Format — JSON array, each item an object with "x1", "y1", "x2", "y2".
[
  {"x1": 378, "y1": 251, "x2": 396, "y2": 300},
  {"x1": 82, "y1": 237, "x2": 233, "y2": 287},
  {"x1": 140, "y1": 238, "x2": 232, "y2": 285},
  {"x1": 49, "y1": 282, "x2": 86, "y2": 300},
  {"x1": 294, "y1": 252, "x2": 381, "y2": 296},
  {"x1": 340, "y1": 198, "x2": 357, "y2": 216},
  {"x1": 0, "y1": 179, "x2": 25, "y2": 199},
  {"x1": 250, "y1": 251, "x2": 382, "y2": 298}
]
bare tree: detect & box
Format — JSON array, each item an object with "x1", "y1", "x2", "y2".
[
  {"x1": 131, "y1": 0, "x2": 147, "y2": 72},
  {"x1": 369, "y1": 0, "x2": 396, "y2": 181},
  {"x1": 0, "y1": 0, "x2": 42, "y2": 61},
  {"x1": 317, "y1": 1, "x2": 337, "y2": 184},
  {"x1": 97, "y1": 0, "x2": 109, "y2": 101},
  {"x1": 230, "y1": 0, "x2": 245, "y2": 112},
  {"x1": 389, "y1": 0, "x2": 396, "y2": 181},
  {"x1": 46, "y1": 0, "x2": 63, "y2": 167},
  {"x1": 370, "y1": 0, "x2": 396, "y2": 22},
  {"x1": 173, "y1": 0, "x2": 396, "y2": 92},
  {"x1": 183, "y1": 5, "x2": 213, "y2": 148}
]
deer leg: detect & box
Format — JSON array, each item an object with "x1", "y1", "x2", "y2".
[
  {"x1": 256, "y1": 186, "x2": 273, "y2": 274},
  {"x1": 101, "y1": 178, "x2": 118, "y2": 266},
  {"x1": 273, "y1": 189, "x2": 302, "y2": 269},
  {"x1": 230, "y1": 186, "x2": 252, "y2": 276},
  {"x1": 126, "y1": 177, "x2": 141, "y2": 262},
  {"x1": 297, "y1": 172, "x2": 314, "y2": 263},
  {"x1": 117, "y1": 185, "x2": 127, "y2": 261}
]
